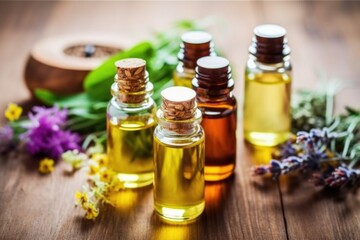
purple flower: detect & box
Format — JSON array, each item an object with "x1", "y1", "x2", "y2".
[
  {"x1": 324, "y1": 166, "x2": 360, "y2": 188},
  {"x1": 27, "y1": 106, "x2": 67, "y2": 128},
  {"x1": 253, "y1": 166, "x2": 268, "y2": 176},
  {"x1": 21, "y1": 106, "x2": 80, "y2": 160},
  {"x1": 0, "y1": 125, "x2": 14, "y2": 154},
  {"x1": 253, "y1": 128, "x2": 344, "y2": 180}
]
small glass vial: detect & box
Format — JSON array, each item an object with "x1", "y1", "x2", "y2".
[
  {"x1": 192, "y1": 56, "x2": 237, "y2": 181},
  {"x1": 107, "y1": 58, "x2": 156, "y2": 188},
  {"x1": 173, "y1": 31, "x2": 215, "y2": 88},
  {"x1": 153, "y1": 86, "x2": 205, "y2": 223},
  {"x1": 244, "y1": 24, "x2": 292, "y2": 147}
]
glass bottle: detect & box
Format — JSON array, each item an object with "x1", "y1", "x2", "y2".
[
  {"x1": 107, "y1": 58, "x2": 156, "y2": 188},
  {"x1": 173, "y1": 31, "x2": 215, "y2": 88},
  {"x1": 153, "y1": 86, "x2": 205, "y2": 223},
  {"x1": 192, "y1": 56, "x2": 237, "y2": 181},
  {"x1": 243, "y1": 24, "x2": 292, "y2": 147}
]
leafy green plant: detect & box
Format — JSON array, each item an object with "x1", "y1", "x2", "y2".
[{"x1": 35, "y1": 20, "x2": 211, "y2": 136}]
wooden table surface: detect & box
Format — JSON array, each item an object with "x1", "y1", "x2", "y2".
[{"x1": 1, "y1": 1, "x2": 360, "y2": 240}]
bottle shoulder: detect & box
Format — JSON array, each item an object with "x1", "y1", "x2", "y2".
[
  {"x1": 197, "y1": 98, "x2": 237, "y2": 118},
  {"x1": 107, "y1": 97, "x2": 157, "y2": 126},
  {"x1": 246, "y1": 57, "x2": 292, "y2": 73},
  {"x1": 108, "y1": 97, "x2": 156, "y2": 112},
  {"x1": 174, "y1": 64, "x2": 195, "y2": 78},
  {"x1": 154, "y1": 125, "x2": 204, "y2": 148}
]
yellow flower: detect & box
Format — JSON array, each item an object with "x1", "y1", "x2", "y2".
[
  {"x1": 4, "y1": 103, "x2": 22, "y2": 121},
  {"x1": 84, "y1": 203, "x2": 99, "y2": 220},
  {"x1": 75, "y1": 191, "x2": 88, "y2": 207},
  {"x1": 39, "y1": 158, "x2": 54, "y2": 174},
  {"x1": 99, "y1": 169, "x2": 115, "y2": 182},
  {"x1": 62, "y1": 150, "x2": 88, "y2": 170},
  {"x1": 92, "y1": 153, "x2": 108, "y2": 168},
  {"x1": 88, "y1": 163, "x2": 100, "y2": 175}
]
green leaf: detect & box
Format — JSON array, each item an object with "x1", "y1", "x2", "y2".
[
  {"x1": 35, "y1": 89, "x2": 95, "y2": 108},
  {"x1": 346, "y1": 106, "x2": 360, "y2": 116},
  {"x1": 68, "y1": 108, "x2": 105, "y2": 120}
]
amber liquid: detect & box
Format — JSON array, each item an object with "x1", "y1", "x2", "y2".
[
  {"x1": 200, "y1": 104, "x2": 236, "y2": 181},
  {"x1": 107, "y1": 117, "x2": 156, "y2": 188},
  {"x1": 244, "y1": 71, "x2": 291, "y2": 146},
  {"x1": 153, "y1": 133, "x2": 205, "y2": 222}
]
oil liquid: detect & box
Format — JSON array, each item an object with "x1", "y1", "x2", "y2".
[
  {"x1": 200, "y1": 105, "x2": 236, "y2": 181},
  {"x1": 244, "y1": 71, "x2": 291, "y2": 146},
  {"x1": 107, "y1": 117, "x2": 156, "y2": 188},
  {"x1": 173, "y1": 68, "x2": 195, "y2": 88},
  {"x1": 153, "y1": 134, "x2": 205, "y2": 222}
]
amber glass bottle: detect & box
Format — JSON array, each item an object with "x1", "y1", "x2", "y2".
[
  {"x1": 244, "y1": 24, "x2": 292, "y2": 147},
  {"x1": 193, "y1": 56, "x2": 237, "y2": 181},
  {"x1": 173, "y1": 31, "x2": 215, "y2": 88}
]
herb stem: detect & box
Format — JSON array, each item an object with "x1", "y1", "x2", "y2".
[{"x1": 325, "y1": 90, "x2": 334, "y2": 126}]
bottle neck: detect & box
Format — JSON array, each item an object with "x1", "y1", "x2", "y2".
[
  {"x1": 193, "y1": 65, "x2": 234, "y2": 102},
  {"x1": 248, "y1": 54, "x2": 291, "y2": 71},
  {"x1": 156, "y1": 108, "x2": 202, "y2": 136},
  {"x1": 248, "y1": 36, "x2": 291, "y2": 64},
  {"x1": 178, "y1": 41, "x2": 215, "y2": 69},
  {"x1": 110, "y1": 82, "x2": 154, "y2": 108}
]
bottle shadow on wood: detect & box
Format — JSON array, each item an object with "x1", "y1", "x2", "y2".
[{"x1": 246, "y1": 143, "x2": 279, "y2": 191}]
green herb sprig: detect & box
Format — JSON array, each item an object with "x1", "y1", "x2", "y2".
[{"x1": 34, "y1": 19, "x2": 213, "y2": 136}]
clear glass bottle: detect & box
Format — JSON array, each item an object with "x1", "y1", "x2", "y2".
[
  {"x1": 107, "y1": 58, "x2": 156, "y2": 188},
  {"x1": 244, "y1": 24, "x2": 292, "y2": 147},
  {"x1": 192, "y1": 56, "x2": 237, "y2": 181},
  {"x1": 173, "y1": 31, "x2": 215, "y2": 88},
  {"x1": 153, "y1": 86, "x2": 205, "y2": 223}
]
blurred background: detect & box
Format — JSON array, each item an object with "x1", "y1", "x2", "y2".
[{"x1": 0, "y1": 1, "x2": 359, "y2": 122}]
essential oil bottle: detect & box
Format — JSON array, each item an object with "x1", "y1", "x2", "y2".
[
  {"x1": 153, "y1": 86, "x2": 205, "y2": 222},
  {"x1": 173, "y1": 31, "x2": 215, "y2": 88},
  {"x1": 192, "y1": 56, "x2": 237, "y2": 181},
  {"x1": 107, "y1": 58, "x2": 156, "y2": 188},
  {"x1": 243, "y1": 24, "x2": 292, "y2": 147}
]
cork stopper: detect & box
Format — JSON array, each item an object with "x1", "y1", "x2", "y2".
[
  {"x1": 249, "y1": 24, "x2": 290, "y2": 64},
  {"x1": 114, "y1": 58, "x2": 148, "y2": 103},
  {"x1": 161, "y1": 87, "x2": 196, "y2": 120}
]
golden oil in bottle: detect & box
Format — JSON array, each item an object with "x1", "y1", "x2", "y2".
[
  {"x1": 173, "y1": 31, "x2": 215, "y2": 88},
  {"x1": 107, "y1": 58, "x2": 156, "y2": 188},
  {"x1": 153, "y1": 86, "x2": 205, "y2": 223},
  {"x1": 107, "y1": 117, "x2": 156, "y2": 188},
  {"x1": 243, "y1": 24, "x2": 292, "y2": 147},
  {"x1": 153, "y1": 133, "x2": 205, "y2": 223},
  {"x1": 244, "y1": 71, "x2": 291, "y2": 146},
  {"x1": 193, "y1": 56, "x2": 237, "y2": 181}
]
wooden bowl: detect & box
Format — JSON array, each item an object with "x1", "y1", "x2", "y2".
[{"x1": 24, "y1": 34, "x2": 132, "y2": 96}]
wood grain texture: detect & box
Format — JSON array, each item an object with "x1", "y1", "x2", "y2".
[{"x1": 0, "y1": 1, "x2": 359, "y2": 240}]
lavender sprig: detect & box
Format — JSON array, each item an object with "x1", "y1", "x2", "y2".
[
  {"x1": 313, "y1": 164, "x2": 360, "y2": 188},
  {"x1": 253, "y1": 128, "x2": 346, "y2": 180}
]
